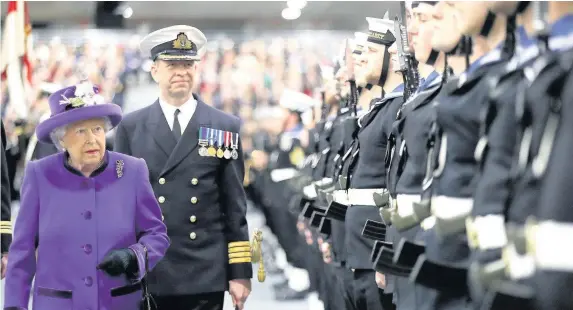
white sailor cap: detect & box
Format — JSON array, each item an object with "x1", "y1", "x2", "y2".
[
  {"x1": 139, "y1": 25, "x2": 207, "y2": 61},
  {"x1": 279, "y1": 89, "x2": 318, "y2": 113},
  {"x1": 354, "y1": 32, "x2": 369, "y2": 53},
  {"x1": 366, "y1": 14, "x2": 396, "y2": 46}
]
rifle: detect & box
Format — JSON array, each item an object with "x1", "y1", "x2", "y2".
[{"x1": 394, "y1": 1, "x2": 419, "y2": 101}]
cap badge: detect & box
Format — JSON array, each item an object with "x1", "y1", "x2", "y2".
[{"x1": 173, "y1": 32, "x2": 193, "y2": 50}]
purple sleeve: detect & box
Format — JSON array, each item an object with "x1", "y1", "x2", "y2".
[
  {"x1": 129, "y1": 158, "x2": 170, "y2": 282},
  {"x1": 4, "y1": 162, "x2": 39, "y2": 309}
]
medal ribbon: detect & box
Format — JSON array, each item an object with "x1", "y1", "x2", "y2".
[
  {"x1": 225, "y1": 131, "x2": 231, "y2": 148},
  {"x1": 218, "y1": 130, "x2": 224, "y2": 148},
  {"x1": 209, "y1": 128, "x2": 214, "y2": 146},
  {"x1": 233, "y1": 132, "x2": 239, "y2": 148}
]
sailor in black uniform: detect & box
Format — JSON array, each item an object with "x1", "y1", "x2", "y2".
[
  {"x1": 467, "y1": 2, "x2": 573, "y2": 308},
  {"x1": 524, "y1": 48, "x2": 573, "y2": 310},
  {"x1": 407, "y1": 2, "x2": 510, "y2": 309},
  {"x1": 336, "y1": 15, "x2": 403, "y2": 310},
  {"x1": 383, "y1": 2, "x2": 444, "y2": 309}
]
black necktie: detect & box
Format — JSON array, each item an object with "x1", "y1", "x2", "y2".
[{"x1": 173, "y1": 109, "x2": 181, "y2": 140}]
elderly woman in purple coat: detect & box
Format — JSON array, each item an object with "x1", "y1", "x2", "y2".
[{"x1": 3, "y1": 81, "x2": 170, "y2": 310}]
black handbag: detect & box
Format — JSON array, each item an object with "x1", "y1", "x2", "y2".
[{"x1": 140, "y1": 245, "x2": 156, "y2": 310}]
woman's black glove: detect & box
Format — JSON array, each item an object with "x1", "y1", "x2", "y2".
[{"x1": 97, "y1": 248, "x2": 138, "y2": 277}]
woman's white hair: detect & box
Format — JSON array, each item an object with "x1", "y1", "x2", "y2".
[{"x1": 49, "y1": 117, "x2": 113, "y2": 151}]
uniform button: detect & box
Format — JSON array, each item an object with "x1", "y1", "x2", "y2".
[
  {"x1": 84, "y1": 276, "x2": 93, "y2": 286},
  {"x1": 190, "y1": 232, "x2": 196, "y2": 240},
  {"x1": 191, "y1": 178, "x2": 198, "y2": 186},
  {"x1": 83, "y1": 244, "x2": 92, "y2": 254},
  {"x1": 190, "y1": 197, "x2": 198, "y2": 204},
  {"x1": 84, "y1": 211, "x2": 92, "y2": 220},
  {"x1": 159, "y1": 178, "x2": 166, "y2": 185},
  {"x1": 158, "y1": 196, "x2": 165, "y2": 204},
  {"x1": 190, "y1": 215, "x2": 197, "y2": 223}
]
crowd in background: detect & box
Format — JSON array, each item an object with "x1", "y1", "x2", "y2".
[{"x1": 0, "y1": 30, "x2": 342, "y2": 202}]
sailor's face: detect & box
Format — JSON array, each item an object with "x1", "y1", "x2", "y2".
[
  {"x1": 152, "y1": 60, "x2": 196, "y2": 99},
  {"x1": 451, "y1": 1, "x2": 490, "y2": 36},
  {"x1": 486, "y1": 1, "x2": 520, "y2": 15},
  {"x1": 412, "y1": 4, "x2": 437, "y2": 64},
  {"x1": 388, "y1": 43, "x2": 400, "y2": 73},
  {"x1": 354, "y1": 51, "x2": 368, "y2": 87},
  {"x1": 364, "y1": 42, "x2": 386, "y2": 85},
  {"x1": 431, "y1": 1, "x2": 463, "y2": 52}
]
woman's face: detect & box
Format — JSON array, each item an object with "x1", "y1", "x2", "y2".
[{"x1": 61, "y1": 118, "x2": 107, "y2": 166}]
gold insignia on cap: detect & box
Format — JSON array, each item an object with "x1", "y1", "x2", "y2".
[{"x1": 173, "y1": 32, "x2": 193, "y2": 50}]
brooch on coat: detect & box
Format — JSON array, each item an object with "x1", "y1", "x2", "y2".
[{"x1": 116, "y1": 160, "x2": 124, "y2": 178}]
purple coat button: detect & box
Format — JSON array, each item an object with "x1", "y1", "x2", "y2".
[
  {"x1": 84, "y1": 211, "x2": 92, "y2": 220},
  {"x1": 83, "y1": 244, "x2": 92, "y2": 254},
  {"x1": 84, "y1": 276, "x2": 93, "y2": 286}
]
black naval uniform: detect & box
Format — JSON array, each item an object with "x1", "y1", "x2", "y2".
[
  {"x1": 415, "y1": 49, "x2": 506, "y2": 310},
  {"x1": 531, "y1": 49, "x2": 573, "y2": 310},
  {"x1": 385, "y1": 71, "x2": 442, "y2": 310},
  {"x1": 322, "y1": 106, "x2": 358, "y2": 310},
  {"x1": 344, "y1": 87, "x2": 403, "y2": 310},
  {"x1": 1, "y1": 121, "x2": 12, "y2": 254},
  {"x1": 114, "y1": 97, "x2": 252, "y2": 309}
]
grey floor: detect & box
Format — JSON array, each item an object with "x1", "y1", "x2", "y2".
[{"x1": 0, "y1": 82, "x2": 309, "y2": 309}]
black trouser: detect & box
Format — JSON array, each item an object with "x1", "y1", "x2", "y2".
[
  {"x1": 349, "y1": 269, "x2": 395, "y2": 310},
  {"x1": 153, "y1": 292, "x2": 224, "y2": 310}
]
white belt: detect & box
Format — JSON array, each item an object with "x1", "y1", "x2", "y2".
[
  {"x1": 303, "y1": 184, "x2": 317, "y2": 199},
  {"x1": 331, "y1": 190, "x2": 349, "y2": 205},
  {"x1": 315, "y1": 178, "x2": 333, "y2": 187},
  {"x1": 395, "y1": 194, "x2": 420, "y2": 217},
  {"x1": 430, "y1": 196, "x2": 474, "y2": 220},
  {"x1": 347, "y1": 188, "x2": 387, "y2": 206},
  {"x1": 473, "y1": 214, "x2": 508, "y2": 251},
  {"x1": 504, "y1": 244, "x2": 535, "y2": 280},
  {"x1": 532, "y1": 220, "x2": 573, "y2": 272},
  {"x1": 270, "y1": 168, "x2": 299, "y2": 182}
]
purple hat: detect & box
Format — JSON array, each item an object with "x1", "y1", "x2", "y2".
[{"x1": 35, "y1": 81, "x2": 122, "y2": 144}]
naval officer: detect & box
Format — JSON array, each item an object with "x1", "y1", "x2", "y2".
[
  {"x1": 1, "y1": 120, "x2": 12, "y2": 279},
  {"x1": 114, "y1": 25, "x2": 253, "y2": 310}
]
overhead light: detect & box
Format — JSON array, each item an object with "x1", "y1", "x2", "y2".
[
  {"x1": 122, "y1": 6, "x2": 133, "y2": 18},
  {"x1": 281, "y1": 7, "x2": 301, "y2": 20},
  {"x1": 287, "y1": 0, "x2": 307, "y2": 9}
]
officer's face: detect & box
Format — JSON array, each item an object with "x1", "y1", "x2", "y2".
[
  {"x1": 152, "y1": 60, "x2": 196, "y2": 99},
  {"x1": 451, "y1": 1, "x2": 490, "y2": 36},
  {"x1": 411, "y1": 4, "x2": 437, "y2": 64},
  {"x1": 61, "y1": 118, "x2": 107, "y2": 167},
  {"x1": 486, "y1": 1, "x2": 520, "y2": 15},
  {"x1": 431, "y1": 1, "x2": 463, "y2": 52}
]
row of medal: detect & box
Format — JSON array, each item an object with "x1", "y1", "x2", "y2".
[{"x1": 198, "y1": 127, "x2": 239, "y2": 159}]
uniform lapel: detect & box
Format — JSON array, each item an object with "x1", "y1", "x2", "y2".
[
  {"x1": 146, "y1": 100, "x2": 177, "y2": 157},
  {"x1": 160, "y1": 97, "x2": 210, "y2": 176}
]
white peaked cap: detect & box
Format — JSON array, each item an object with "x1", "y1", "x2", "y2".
[
  {"x1": 139, "y1": 25, "x2": 207, "y2": 60},
  {"x1": 366, "y1": 14, "x2": 396, "y2": 37},
  {"x1": 279, "y1": 89, "x2": 318, "y2": 113},
  {"x1": 354, "y1": 32, "x2": 369, "y2": 46}
]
